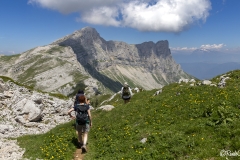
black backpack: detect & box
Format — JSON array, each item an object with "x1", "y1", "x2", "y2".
[
  {"x1": 75, "y1": 104, "x2": 89, "y2": 125},
  {"x1": 122, "y1": 87, "x2": 130, "y2": 96}
]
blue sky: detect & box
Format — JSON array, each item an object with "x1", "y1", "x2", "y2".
[{"x1": 1, "y1": 0, "x2": 240, "y2": 55}]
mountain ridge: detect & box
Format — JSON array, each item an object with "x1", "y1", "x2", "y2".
[{"x1": 0, "y1": 27, "x2": 193, "y2": 96}]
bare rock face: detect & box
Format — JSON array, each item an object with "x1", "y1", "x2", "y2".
[
  {"x1": 0, "y1": 44, "x2": 98, "y2": 96},
  {"x1": 53, "y1": 27, "x2": 192, "y2": 92},
  {"x1": 0, "y1": 27, "x2": 193, "y2": 96}
]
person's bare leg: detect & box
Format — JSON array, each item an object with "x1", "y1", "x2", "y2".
[
  {"x1": 82, "y1": 133, "x2": 88, "y2": 152},
  {"x1": 83, "y1": 133, "x2": 88, "y2": 145},
  {"x1": 78, "y1": 132, "x2": 83, "y2": 147}
]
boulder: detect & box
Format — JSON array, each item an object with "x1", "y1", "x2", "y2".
[
  {"x1": 98, "y1": 105, "x2": 115, "y2": 111},
  {"x1": 201, "y1": 80, "x2": 212, "y2": 85}
]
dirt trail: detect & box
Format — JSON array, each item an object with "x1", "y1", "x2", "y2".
[{"x1": 73, "y1": 148, "x2": 85, "y2": 160}]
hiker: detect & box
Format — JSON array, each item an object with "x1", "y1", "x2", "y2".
[
  {"x1": 74, "y1": 89, "x2": 87, "y2": 105},
  {"x1": 68, "y1": 95, "x2": 92, "y2": 153},
  {"x1": 73, "y1": 90, "x2": 88, "y2": 134},
  {"x1": 120, "y1": 82, "x2": 133, "y2": 104},
  {"x1": 86, "y1": 98, "x2": 94, "y2": 110}
]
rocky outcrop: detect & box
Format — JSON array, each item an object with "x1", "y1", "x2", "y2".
[
  {"x1": 0, "y1": 78, "x2": 74, "y2": 159},
  {"x1": 0, "y1": 139, "x2": 25, "y2": 160},
  {"x1": 177, "y1": 74, "x2": 230, "y2": 88}
]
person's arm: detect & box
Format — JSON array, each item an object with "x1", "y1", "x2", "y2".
[
  {"x1": 120, "y1": 87, "x2": 123, "y2": 96},
  {"x1": 68, "y1": 108, "x2": 75, "y2": 119},
  {"x1": 129, "y1": 87, "x2": 133, "y2": 96},
  {"x1": 74, "y1": 95, "x2": 78, "y2": 105},
  {"x1": 87, "y1": 110, "x2": 92, "y2": 127}
]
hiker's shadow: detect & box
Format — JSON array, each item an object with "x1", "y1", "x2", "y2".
[
  {"x1": 71, "y1": 137, "x2": 80, "y2": 148},
  {"x1": 71, "y1": 123, "x2": 80, "y2": 148}
]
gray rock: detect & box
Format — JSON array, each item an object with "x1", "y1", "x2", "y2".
[
  {"x1": 140, "y1": 138, "x2": 147, "y2": 143},
  {"x1": 153, "y1": 89, "x2": 162, "y2": 96},
  {"x1": 201, "y1": 80, "x2": 212, "y2": 85},
  {"x1": 0, "y1": 80, "x2": 75, "y2": 159},
  {"x1": 98, "y1": 105, "x2": 115, "y2": 111}
]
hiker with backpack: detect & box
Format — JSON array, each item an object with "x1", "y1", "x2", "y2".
[
  {"x1": 121, "y1": 82, "x2": 133, "y2": 104},
  {"x1": 74, "y1": 89, "x2": 87, "y2": 105},
  {"x1": 68, "y1": 95, "x2": 92, "y2": 153}
]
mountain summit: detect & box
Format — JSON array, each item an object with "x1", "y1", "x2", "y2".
[{"x1": 0, "y1": 27, "x2": 192, "y2": 96}]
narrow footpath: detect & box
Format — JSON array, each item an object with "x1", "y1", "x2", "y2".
[{"x1": 73, "y1": 148, "x2": 84, "y2": 160}]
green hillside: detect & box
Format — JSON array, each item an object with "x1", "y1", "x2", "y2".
[{"x1": 17, "y1": 70, "x2": 240, "y2": 160}]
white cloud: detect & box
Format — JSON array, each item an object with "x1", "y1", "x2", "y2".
[
  {"x1": 79, "y1": 6, "x2": 121, "y2": 26},
  {"x1": 171, "y1": 43, "x2": 226, "y2": 53},
  {"x1": 171, "y1": 47, "x2": 197, "y2": 51},
  {"x1": 28, "y1": 0, "x2": 212, "y2": 32},
  {"x1": 200, "y1": 44, "x2": 225, "y2": 50},
  {"x1": 170, "y1": 47, "x2": 197, "y2": 54},
  {"x1": 28, "y1": 0, "x2": 119, "y2": 13}
]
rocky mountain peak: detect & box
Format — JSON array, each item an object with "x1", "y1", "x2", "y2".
[
  {"x1": 77, "y1": 26, "x2": 99, "y2": 35},
  {"x1": 51, "y1": 27, "x2": 192, "y2": 91},
  {"x1": 0, "y1": 27, "x2": 193, "y2": 95},
  {"x1": 53, "y1": 26, "x2": 102, "y2": 45},
  {"x1": 136, "y1": 40, "x2": 170, "y2": 58},
  {"x1": 72, "y1": 26, "x2": 100, "y2": 40}
]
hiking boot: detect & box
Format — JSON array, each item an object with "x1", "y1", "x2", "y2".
[
  {"x1": 82, "y1": 145, "x2": 87, "y2": 153},
  {"x1": 78, "y1": 142, "x2": 83, "y2": 149}
]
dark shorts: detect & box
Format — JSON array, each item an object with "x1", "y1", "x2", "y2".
[
  {"x1": 122, "y1": 95, "x2": 131, "y2": 100},
  {"x1": 76, "y1": 123, "x2": 90, "y2": 133}
]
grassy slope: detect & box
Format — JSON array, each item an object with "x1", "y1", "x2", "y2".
[
  {"x1": 17, "y1": 70, "x2": 240, "y2": 160},
  {"x1": 0, "y1": 47, "x2": 87, "y2": 96},
  {"x1": 17, "y1": 121, "x2": 77, "y2": 160},
  {"x1": 0, "y1": 54, "x2": 20, "y2": 62},
  {"x1": 86, "y1": 70, "x2": 240, "y2": 160}
]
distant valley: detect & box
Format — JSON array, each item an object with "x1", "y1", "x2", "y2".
[
  {"x1": 172, "y1": 49, "x2": 240, "y2": 80},
  {"x1": 177, "y1": 62, "x2": 240, "y2": 80}
]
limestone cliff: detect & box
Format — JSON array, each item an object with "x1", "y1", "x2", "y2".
[
  {"x1": 53, "y1": 27, "x2": 192, "y2": 92},
  {"x1": 0, "y1": 27, "x2": 193, "y2": 96}
]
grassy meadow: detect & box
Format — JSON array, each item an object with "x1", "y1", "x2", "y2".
[{"x1": 17, "y1": 70, "x2": 240, "y2": 159}]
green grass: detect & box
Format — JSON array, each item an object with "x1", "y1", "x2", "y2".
[
  {"x1": 17, "y1": 70, "x2": 240, "y2": 159},
  {"x1": 17, "y1": 121, "x2": 77, "y2": 160},
  {"x1": 90, "y1": 94, "x2": 112, "y2": 108},
  {"x1": 86, "y1": 69, "x2": 240, "y2": 160},
  {"x1": 0, "y1": 76, "x2": 16, "y2": 82},
  {"x1": 46, "y1": 46, "x2": 65, "y2": 54},
  {"x1": 0, "y1": 54, "x2": 20, "y2": 61}
]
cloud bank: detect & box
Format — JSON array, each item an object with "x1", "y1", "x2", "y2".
[
  {"x1": 200, "y1": 44, "x2": 225, "y2": 50},
  {"x1": 171, "y1": 44, "x2": 240, "y2": 55},
  {"x1": 28, "y1": 0, "x2": 211, "y2": 32},
  {"x1": 172, "y1": 44, "x2": 225, "y2": 52}
]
